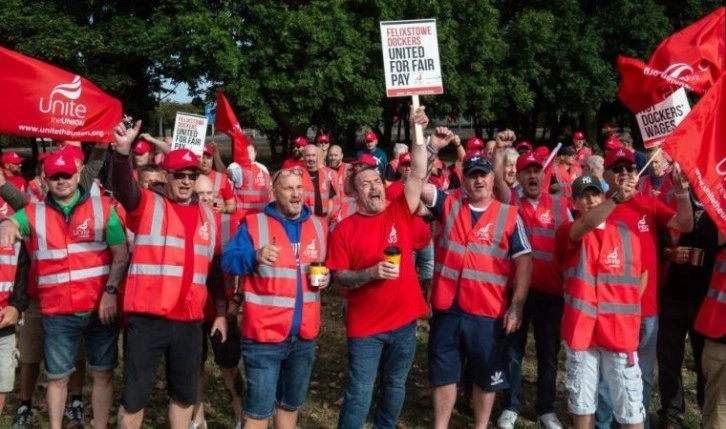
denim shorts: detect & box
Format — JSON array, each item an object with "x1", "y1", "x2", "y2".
[
  {"x1": 428, "y1": 312, "x2": 509, "y2": 391},
  {"x1": 241, "y1": 336, "x2": 316, "y2": 419},
  {"x1": 564, "y1": 344, "x2": 645, "y2": 425},
  {"x1": 42, "y1": 313, "x2": 119, "y2": 380}
]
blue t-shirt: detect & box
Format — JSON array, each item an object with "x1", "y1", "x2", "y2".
[{"x1": 356, "y1": 147, "x2": 388, "y2": 176}]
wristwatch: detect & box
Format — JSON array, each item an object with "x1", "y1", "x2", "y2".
[{"x1": 104, "y1": 285, "x2": 118, "y2": 295}]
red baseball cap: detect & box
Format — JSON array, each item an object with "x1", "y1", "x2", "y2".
[
  {"x1": 573, "y1": 131, "x2": 585, "y2": 140},
  {"x1": 203, "y1": 144, "x2": 214, "y2": 156},
  {"x1": 604, "y1": 148, "x2": 635, "y2": 170},
  {"x1": 465, "y1": 137, "x2": 485, "y2": 151},
  {"x1": 364, "y1": 131, "x2": 378, "y2": 143},
  {"x1": 516, "y1": 152, "x2": 544, "y2": 171},
  {"x1": 163, "y1": 149, "x2": 200, "y2": 171},
  {"x1": 315, "y1": 133, "x2": 330, "y2": 144},
  {"x1": 133, "y1": 140, "x2": 153, "y2": 155},
  {"x1": 60, "y1": 145, "x2": 84, "y2": 164},
  {"x1": 604, "y1": 137, "x2": 623, "y2": 151},
  {"x1": 294, "y1": 137, "x2": 308, "y2": 147},
  {"x1": 399, "y1": 152, "x2": 411, "y2": 165},
  {"x1": 1, "y1": 152, "x2": 23, "y2": 165},
  {"x1": 352, "y1": 153, "x2": 377, "y2": 168},
  {"x1": 534, "y1": 145, "x2": 550, "y2": 159},
  {"x1": 44, "y1": 152, "x2": 78, "y2": 178},
  {"x1": 514, "y1": 141, "x2": 533, "y2": 153}
]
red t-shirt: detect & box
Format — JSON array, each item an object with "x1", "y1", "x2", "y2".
[
  {"x1": 385, "y1": 182, "x2": 432, "y2": 250},
  {"x1": 327, "y1": 195, "x2": 429, "y2": 338},
  {"x1": 608, "y1": 193, "x2": 675, "y2": 316},
  {"x1": 4, "y1": 172, "x2": 27, "y2": 193}
]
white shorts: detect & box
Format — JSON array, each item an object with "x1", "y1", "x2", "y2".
[
  {"x1": 0, "y1": 334, "x2": 18, "y2": 393},
  {"x1": 564, "y1": 344, "x2": 645, "y2": 425}
]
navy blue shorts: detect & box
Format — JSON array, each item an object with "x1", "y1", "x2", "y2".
[{"x1": 428, "y1": 311, "x2": 509, "y2": 391}]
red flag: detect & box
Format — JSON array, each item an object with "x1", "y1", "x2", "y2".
[
  {"x1": 661, "y1": 74, "x2": 726, "y2": 234},
  {"x1": 0, "y1": 46, "x2": 122, "y2": 142},
  {"x1": 617, "y1": 55, "x2": 695, "y2": 114},
  {"x1": 215, "y1": 89, "x2": 250, "y2": 166},
  {"x1": 647, "y1": 7, "x2": 725, "y2": 95}
]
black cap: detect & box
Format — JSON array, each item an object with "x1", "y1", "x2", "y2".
[
  {"x1": 463, "y1": 154, "x2": 492, "y2": 176},
  {"x1": 571, "y1": 174, "x2": 603, "y2": 198}
]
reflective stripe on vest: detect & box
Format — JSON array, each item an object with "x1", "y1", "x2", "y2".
[
  {"x1": 0, "y1": 242, "x2": 20, "y2": 295},
  {"x1": 595, "y1": 223, "x2": 641, "y2": 286},
  {"x1": 37, "y1": 266, "x2": 110, "y2": 286},
  {"x1": 213, "y1": 171, "x2": 222, "y2": 194},
  {"x1": 439, "y1": 199, "x2": 509, "y2": 259}
]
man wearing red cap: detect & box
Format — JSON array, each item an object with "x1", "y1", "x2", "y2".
[
  {"x1": 572, "y1": 131, "x2": 592, "y2": 165},
  {"x1": 132, "y1": 140, "x2": 154, "y2": 168},
  {"x1": 514, "y1": 141, "x2": 533, "y2": 155},
  {"x1": 0, "y1": 151, "x2": 129, "y2": 429},
  {"x1": 550, "y1": 145, "x2": 582, "y2": 199},
  {"x1": 356, "y1": 130, "x2": 388, "y2": 177},
  {"x1": 1, "y1": 152, "x2": 27, "y2": 192},
  {"x1": 301, "y1": 144, "x2": 339, "y2": 222},
  {"x1": 199, "y1": 144, "x2": 236, "y2": 215},
  {"x1": 282, "y1": 137, "x2": 307, "y2": 169},
  {"x1": 493, "y1": 132, "x2": 571, "y2": 429},
  {"x1": 110, "y1": 122, "x2": 227, "y2": 429},
  {"x1": 595, "y1": 148, "x2": 693, "y2": 429}
]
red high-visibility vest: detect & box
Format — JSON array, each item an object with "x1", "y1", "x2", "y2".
[
  {"x1": 123, "y1": 192, "x2": 216, "y2": 321},
  {"x1": 331, "y1": 196, "x2": 358, "y2": 229},
  {"x1": 233, "y1": 163, "x2": 271, "y2": 216},
  {"x1": 241, "y1": 212, "x2": 327, "y2": 343},
  {"x1": 554, "y1": 163, "x2": 582, "y2": 198},
  {"x1": 574, "y1": 146, "x2": 592, "y2": 165},
  {"x1": 0, "y1": 197, "x2": 14, "y2": 217},
  {"x1": 302, "y1": 167, "x2": 336, "y2": 217},
  {"x1": 203, "y1": 211, "x2": 242, "y2": 322},
  {"x1": 561, "y1": 222, "x2": 643, "y2": 352},
  {"x1": 208, "y1": 170, "x2": 228, "y2": 200},
  {"x1": 513, "y1": 192, "x2": 569, "y2": 295},
  {"x1": 694, "y1": 248, "x2": 726, "y2": 339},
  {"x1": 26, "y1": 195, "x2": 112, "y2": 315},
  {"x1": 432, "y1": 198, "x2": 519, "y2": 318},
  {"x1": 26, "y1": 179, "x2": 44, "y2": 204},
  {"x1": 330, "y1": 163, "x2": 351, "y2": 198},
  {"x1": 0, "y1": 242, "x2": 20, "y2": 310}
]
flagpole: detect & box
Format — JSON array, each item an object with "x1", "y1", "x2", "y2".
[
  {"x1": 412, "y1": 95, "x2": 425, "y2": 146},
  {"x1": 543, "y1": 143, "x2": 562, "y2": 169},
  {"x1": 637, "y1": 146, "x2": 663, "y2": 178}
]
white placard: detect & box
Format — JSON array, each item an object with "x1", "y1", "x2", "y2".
[
  {"x1": 380, "y1": 19, "x2": 444, "y2": 97},
  {"x1": 171, "y1": 112, "x2": 208, "y2": 155},
  {"x1": 636, "y1": 87, "x2": 691, "y2": 148}
]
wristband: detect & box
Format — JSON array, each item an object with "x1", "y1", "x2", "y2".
[
  {"x1": 231, "y1": 293, "x2": 243, "y2": 305},
  {"x1": 675, "y1": 191, "x2": 690, "y2": 199},
  {"x1": 611, "y1": 192, "x2": 623, "y2": 205}
]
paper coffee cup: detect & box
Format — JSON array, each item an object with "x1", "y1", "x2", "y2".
[
  {"x1": 689, "y1": 248, "x2": 705, "y2": 267},
  {"x1": 384, "y1": 246, "x2": 402, "y2": 266},
  {"x1": 309, "y1": 262, "x2": 326, "y2": 287}
]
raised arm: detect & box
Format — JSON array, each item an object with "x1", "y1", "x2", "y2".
[
  {"x1": 492, "y1": 129, "x2": 516, "y2": 204},
  {"x1": 112, "y1": 121, "x2": 143, "y2": 212},
  {"x1": 139, "y1": 133, "x2": 171, "y2": 155},
  {"x1": 666, "y1": 163, "x2": 694, "y2": 233}
]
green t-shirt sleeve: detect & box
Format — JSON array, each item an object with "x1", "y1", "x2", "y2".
[
  {"x1": 105, "y1": 207, "x2": 127, "y2": 247},
  {"x1": 12, "y1": 208, "x2": 30, "y2": 237}
]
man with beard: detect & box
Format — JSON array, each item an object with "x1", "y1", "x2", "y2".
[
  {"x1": 356, "y1": 131, "x2": 388, "y2": 177},
  {"x1": 328, "y1": 108, "x2": 432, "y2": 428},
  {"x1": 282, "y1": 137, "x2": 307, "y2": 169},
  {"x1": 421, "y1": 143, "x2": 532, "y2": 428},
  {"x1": 301, "y1": 145, "x2": 338, "y2": 222},
  {"x1": 222, "y1": 165, "x2": 329, "y2": 429},
  {"x1": 1, "y1": 152, "x2": 27, "y2": 192},
  {"x1": 492, "y1": 133, "x2": 572, "y2": 429},
  {"x1": 596, "y1": 149, "x2": 693, "y2": 429}
]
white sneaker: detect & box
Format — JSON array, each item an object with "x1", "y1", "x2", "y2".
[
  {"x1": 539, "y1": 412, "x2": 563, "y2": 429},
  {"x1": 234, "y1": 422, "x2": 242, "y2": 429},
  {"x1": 497, "y1": 410, "x2": 518, "y2": 429}
]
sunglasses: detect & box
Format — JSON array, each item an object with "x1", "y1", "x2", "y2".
[
  {"x1": 611, "y1": 164, "x2": 637, "y2": 174},
  {"x1": 272, "y1": 168, "x2": 303, "y2": 184},
  {"x1": 47, "y1": 173, "x2": 73, "y2": 182},
  {"x1": 170, "y1": 172, "x2": 199, "y2": 181}
]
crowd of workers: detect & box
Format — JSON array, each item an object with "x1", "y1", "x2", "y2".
[{"x1": 0, "y1": 107, "x2": 723, "y2": 429}]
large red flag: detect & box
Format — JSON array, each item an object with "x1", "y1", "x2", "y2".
[
  {"x1": 0, "y1": 46, "x2": 122, "y2": 142},
  {"x1": 617, "y1": 55, "x2": 695, "y2": 114},
  {"x1": 647, "y1": 7, "x2": 725, "y2": 95},
  {"x1": 661, "y1": 74, "x2": 726, "y2": 234},
  {"x1": 215, "y1": 89, "x2": 250, "y2": 166}
]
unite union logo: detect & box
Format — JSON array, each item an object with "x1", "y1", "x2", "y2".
[
  {"x1": 182, "y1": 152, "x2": 193, "y2": 162},
  {"x1": 73, "y1": 217, "x2": 91, "y2": 238},
  {"x1": 39, "y1": 75, "x2": 87, "y2": 126},
  {"x1": 637, "y1": 214, "x2": 650, "y2": 232},
  {"x1": 198, "y1": 221, "x2": 210, "y2": 240},
  {"x1": 605, "y1": 247, "x2": 621, "y2": 268},
  {"x1": 388, "y1": 224, "x2": 398, "y2": 244},
  {"x1": 539, "y1": 210, "x2": 552, "y2": 225},
  {"x1": 255, "y1": 171, "x2": 265, "y2": 185},
  {"x1": 476, "y1": 223, "x2": 494, "y2": 242},
  {"x1": 304, "y1": 239, "x2": 318, "y2": 259}
]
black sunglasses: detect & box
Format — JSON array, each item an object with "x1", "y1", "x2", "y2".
[
  {"x1": 48, "y1": 173, "x2": 73, "y2": 182},
  {"x1": 611, "y1": 164, "x2": 637, "y2": 174},
  {"x1": 170, "y1": 172, "x2": 199, "y2": 181}
]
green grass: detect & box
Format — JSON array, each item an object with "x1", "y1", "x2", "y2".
[{"x1": 0, "y1": 290, "x2": 704, "y2": 428}]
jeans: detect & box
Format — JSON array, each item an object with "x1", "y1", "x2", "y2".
[
  {"x1": 502, "y1": 290, "x2": 563, "y2": 415},
  {"x1": 337, "y1": 322, "x2": 417, "y2": 429},
  {"x1": 596, "y1": 315, "x2": 658, "y2": 429},
  {"x1": 242, "y1": 336, "x2": 316, "y2": 420},
  {"x1": 657, "y1": 295, "x2": 706, "y2": 428}
]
